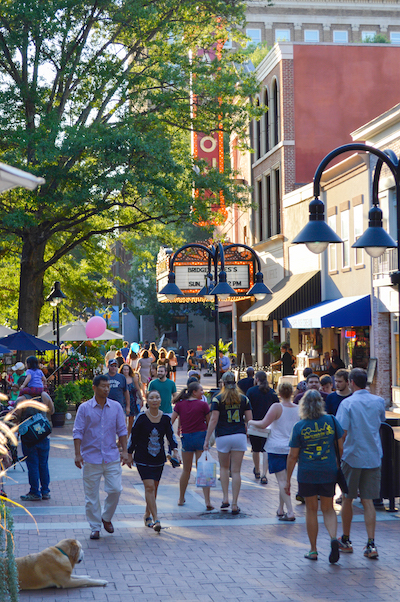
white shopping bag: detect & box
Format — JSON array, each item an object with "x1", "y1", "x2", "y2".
[{"x1": 196, "y1": 451, "x2": 217, "y2": 488}]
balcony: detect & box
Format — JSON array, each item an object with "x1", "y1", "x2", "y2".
[{"x1": 372, "y1": 247, "x2": 398, "y2": 284}]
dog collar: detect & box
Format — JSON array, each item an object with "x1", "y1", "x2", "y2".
[{"x1": 56, "y1": 547, "x2": 69, "y2": 558}]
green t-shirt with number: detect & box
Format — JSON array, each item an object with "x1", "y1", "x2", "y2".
[{"x1": 211, "y1": 393, "x2": 251, "y2": 437}]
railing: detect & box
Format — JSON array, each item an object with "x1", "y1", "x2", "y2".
[{"x1": 372, "y1": 247, "x2": 398, "y2": 279}]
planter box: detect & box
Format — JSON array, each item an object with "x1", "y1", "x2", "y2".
[{"x1": 51, "y1": 412, "x2": 66, "y2": 428}]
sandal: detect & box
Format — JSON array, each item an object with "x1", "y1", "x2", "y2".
[
  {"x1": 304, "y1": 551, "x2": 318, "y2": 561},
  {"x1": 220, "y1": 502, "x2": 230, "y2": 510},
  {"x1": 253, "y1": 467, "x2": 261, "y2": 480},
  {"x1": 177, "y1": 499, "x2": 185, "y2": 506},
  {"x1": 260, "y1": 476, "x2": 268, "y2": 485},
  {"x1": 153, "y1": 520, "x2": 161, "y2": 533},
  {"x1": 206, "y1": 505, "x2": 215, "y2": 511},
  {"x1": 276, "y1": 510, "x2": 285, "y2": 517},
  {"x1": 144, "y1": 517, "x2": 154, "y2": 528},
  {"x1": 231, "y1": 507, "x2": 240, "y2": 515}
]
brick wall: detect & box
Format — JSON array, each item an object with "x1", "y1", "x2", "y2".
[{"x1": 370, "y1": 293, "x2": 392, "y2": 404}]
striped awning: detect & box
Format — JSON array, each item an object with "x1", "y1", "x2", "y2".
[{"x1": 240, "y1": 271, "x2": 320, "y2": 323}]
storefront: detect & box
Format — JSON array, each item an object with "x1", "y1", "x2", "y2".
[{"x1": 283, "y1": 294, "x2": 371, "y2": 375}]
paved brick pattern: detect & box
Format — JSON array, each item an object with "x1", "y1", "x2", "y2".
[{"x1": 5, "y1": 368, "x2": 400, "y2": 601}]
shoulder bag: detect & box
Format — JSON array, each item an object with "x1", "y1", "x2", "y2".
[
  {"x1": 330, "y1": 416, "x2": 348, "y2": 494},
  {"x1": 19, "y1": 412, "x2": 52, "y2": 448}
]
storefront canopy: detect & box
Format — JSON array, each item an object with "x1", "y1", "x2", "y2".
[
  {"x1": 240, "y1": 271, "x2": 320, "y2": 323},
  {"x1": 282, "y1": 295, "x2": 371, "y2": 329}
]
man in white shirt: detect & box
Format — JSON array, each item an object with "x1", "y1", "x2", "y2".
[{"x1": 336, "y1": 368, "x2": 385, "y2": 559}]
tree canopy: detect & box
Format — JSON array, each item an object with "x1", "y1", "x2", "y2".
[{"x1": 0, "y1": 0, "x2": 260, "y2": 333}]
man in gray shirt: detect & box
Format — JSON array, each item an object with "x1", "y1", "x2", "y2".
[
  {"x1": 336, "y1": 368, "x2": 385, "y2": 559},
  {"x1": 107, "y1": 359, "x2": 130, "y2": 416}
]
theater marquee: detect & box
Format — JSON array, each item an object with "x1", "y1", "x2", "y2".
[{"x1": 156, "y1": 244, "x2": 254, "y2": 303}]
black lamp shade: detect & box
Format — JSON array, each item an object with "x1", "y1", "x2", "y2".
[
  {"x1": 159, "y1": 272, "x2": 184, "y2": 301},
  {"x1": 247, "y1": 272, "x2": 272, "y2": 300},
  {"x1": 46, "y1": 281, "x2": 67, "y2": 306},
  {"x1": 209, "y1": 271, "x2": 236, "y2": 300},
  {"x1": 292, "y1": 197, "x2": 342, "y2": 249},
  {"x1": 352, "y1": 205, "x2": 396, "y2": 257}
]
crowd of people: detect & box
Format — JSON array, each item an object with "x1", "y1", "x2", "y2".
[{"x1": 0, "y1": 342, "x2": 388, "y2": 566}]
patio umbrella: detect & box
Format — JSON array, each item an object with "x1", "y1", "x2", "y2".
[
  {"x1": 0, "y1": 161, "x2": 45, "y2": 193},
  {"x1": 0, "y1": 330, "x2": 58, "y2": 351},
  {"x1": 0, "y1": 325, "x2": 17, "y2": 337},
  {"x1": 56, "y1": 320, "x2": 123, "y2": 342},
  {"x1": 0, "y1": 344, "x2": 11, "y2": 353}
]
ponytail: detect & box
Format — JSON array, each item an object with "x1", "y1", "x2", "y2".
[{"x1": 255, "y1": 370, "x2": 269, "y2": 394}]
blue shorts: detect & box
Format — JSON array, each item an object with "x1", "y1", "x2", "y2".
[
  {"x1": 181, "y1": 431, "x2": 207, "y2": 452},
  {"x1": 268, "y1": 453, "x2": 288, "y2": 474}
]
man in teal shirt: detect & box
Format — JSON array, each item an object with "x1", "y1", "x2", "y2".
[{"x1": 148, "y1": 365, "x2": 177, "y2": 414}]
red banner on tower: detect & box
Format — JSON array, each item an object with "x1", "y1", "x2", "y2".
[{"x1": 192, "y1": 40, "x2": 227, "y2": 225}]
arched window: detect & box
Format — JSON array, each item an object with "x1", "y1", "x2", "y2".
[
  {"x1": 256, "y1": 97, "x2": 262, "y2": 159},
  {"x1": 272, "y1": 79, "x2": 280, "y2": 146},
  {"x1": 264, "y1": 88, "x2": 269, "y2": 153}
]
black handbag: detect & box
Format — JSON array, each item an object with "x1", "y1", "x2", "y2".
[
  {"x1": 331, "y1": 416, "x2": 348, "y2": 494},
  {"x1": 19, "y1": 412, "x2": 52, "y2": 448}
]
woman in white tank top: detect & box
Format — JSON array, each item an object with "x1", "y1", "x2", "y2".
[{"x1": 248, "y1": 381, "x2": 299, "y2": 521}]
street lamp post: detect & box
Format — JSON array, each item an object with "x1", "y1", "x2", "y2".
[
  {"x1": 159, "y1": 241, "x2": 271, "y2": 388},
  {"x1": 292, "y1": 142, "x2": 399, "y2": 380},
  {"x1": 45, "y1": 281, "x2": 67, "y2": 386}
]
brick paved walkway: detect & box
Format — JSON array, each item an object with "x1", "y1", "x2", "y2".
[{"x1": 6, "y1": 367, "x2": 400, "y2": 601}]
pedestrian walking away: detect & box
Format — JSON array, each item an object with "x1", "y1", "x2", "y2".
[
  {"x1": 285, "y1": 389, "x2": 344, "y2": 563},
  {"x1": 336, "y1": 368, "x2": 386, "y2": 560},
  {"x1": 246, "y1": 370, "x2": 279, "y2": 484},
  {"x1": 237, "y1": 367, "x2": 255, "y2": 395},
  {"x1": 127, "y1": 390, "x2": 180, "y2": 532},
  {"x1": 204, "y1": 371, "x2": 252, "y2": 515},
  {"x1": 172, "y1": 381, "x2": 213, "y2": 511},
  {"x1": 17, "y1": 393, "x2": 54, "y2": 502},
  {"x1": 249, "y1": 382, "x2": 299, "y2": 521},
  {"x1": 73, "y1": 374, "x2": 129, "y2": 540}
]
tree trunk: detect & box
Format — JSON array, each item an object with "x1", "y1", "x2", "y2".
[{"x1": 18, "y1": 235, "x2": 47, "y2": 335}]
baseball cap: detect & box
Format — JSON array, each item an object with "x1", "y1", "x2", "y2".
[
  {"x1": 108, "y1": 359, "x2": 118, "y2": 366},
  {"x1": 221, "y1": 371, "x2": 236, "y2": 388},
  {"x1": 12, "y1": 362, "x2": 25, "y2": 371}
]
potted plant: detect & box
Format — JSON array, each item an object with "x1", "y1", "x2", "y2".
[
  {"x1": 51, "y1": 385, "x2": 68, "y2": 427},
  {"x1": 63, "y1": 381, "x2": 82, "y2": 410},
  {"x1": 263, "y1": 340, "x2": 282, "y2": 363}
]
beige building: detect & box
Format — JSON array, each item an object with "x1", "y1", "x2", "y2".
[{"x1": 244, "y1": 0, "x2": 400, "y2": 47}]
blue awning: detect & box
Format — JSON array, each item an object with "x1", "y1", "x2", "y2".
[{"x1": 282, "y1": 295, "x2": 371, "y2": 329}]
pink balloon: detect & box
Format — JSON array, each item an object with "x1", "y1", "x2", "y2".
[{"x1": 85, "y1": 316, "x2": 107, "y2": 338}]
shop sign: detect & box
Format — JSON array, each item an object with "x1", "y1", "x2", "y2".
[{"x1": 345, "y1": 330, "x2": 356, "y2": 338}]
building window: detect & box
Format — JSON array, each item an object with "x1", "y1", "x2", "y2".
[
  {"x1": 272, "y1": 79, "x2": 280, "y2": 146},
  {"x1": 354, "y1": 203, "x2": 364, "y2": 265},
  {"x1": 275, "y1": 29, "x2": 290, "y2": 42},
  {"x1": 264, "y1": 89, "x2": 269, "y2": 153},
  {"x1": 341, "y1": 209, "x2": 350, "y2": 268},
  {"x1": 333, "y1": 30, "x2": 349, "y2": 43},
  {"x1": 224, "y1": 38, "x2": 233, "y2": 49},
  {"x1": 304, "y1": 30, "x2": 319, "y2": 43},
  {"x1": 390, "y1": 32, "x2": 400, "y2": 44},
  {"x1": 274, "y1": 169, "x2": 281, "y2": 234},
  {"x1": 257, "y1": 179, "x2": 264, "y2": 241},
  {"x1": 266, "y1": 174, "x2": 272, "y2": 239},
  {"x1": 328, "y1": 214, "x2": 337, "y2": 271},
  {"x1": 246, "y1": 28, "x2": 262, "y2": 47},
  {"x1": 255, "y1": 98, "x2": 261, "y2": 159},
  {"x1": 361, "y1": 31, "x2": 376, "y2": 42}
]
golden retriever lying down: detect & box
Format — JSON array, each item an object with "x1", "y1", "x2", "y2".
[{"x1": 16, "y1": 538, "x2": 108, "y2": 589}]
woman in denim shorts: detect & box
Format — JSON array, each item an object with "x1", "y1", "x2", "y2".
[
  {"x1": 203, "y1": 372, "x2": 253, "y2": 515},
  {"x1": 171, "y1": 382, "x2": 213, "y2": 511}
]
